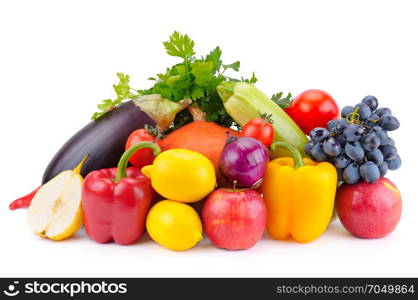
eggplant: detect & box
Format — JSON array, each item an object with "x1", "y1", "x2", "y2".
[{"x1": 42, "y1": 96, "x2": 191, "y2": 183}]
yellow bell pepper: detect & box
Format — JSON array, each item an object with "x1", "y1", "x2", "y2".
[{"x1": 261, "y1": 142, "x2": 337, "y2": 243}]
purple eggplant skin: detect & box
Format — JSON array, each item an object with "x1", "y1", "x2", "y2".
[{"x1": 42, "y1": 101, "x2": 155, "y2": 183}]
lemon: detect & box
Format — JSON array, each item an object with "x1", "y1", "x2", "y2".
[
  {"x1": 146, "y1": 200, "x2": 202, "y2": 251},
  {"x1": 142, "y1": 149, "x2": 216, "y2": 203}
]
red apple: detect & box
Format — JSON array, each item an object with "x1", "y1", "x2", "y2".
[
  {"x1": 336, "y1": 177, "x2": 402, "y2": 239},
  {"x1": 202, "y1": 188, "x2": 267, "y2": 250}
]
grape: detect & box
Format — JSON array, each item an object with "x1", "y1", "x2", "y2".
[
  {"x1": 372, "y1": 127, "x2": 389, "y2": 145},
  {"x1": 345, "y1": 142, "x2": 365, "y2": 161},
  {"x1": 335, "y1": 119, "x2": 349, "y2": 134},
  {"x1": 304, "y1": 141, "x2": 314, "y2": 156},
  {"x1": 344, "y1": 124, "x2": 365, "y2": 142},
  {"x1": 365, "y1": 113, "x2": 379, "y2": 127},
  {"x1": 323, "y1": 137, "x2": 341, "y2": 156},
  {"x1": 335, "y1": 134, "x2": 347, "y2": 147},
  {"x1": 361, "y1": 95, "x2": 378, "y2": 111},
  {"x1": 379, "y1": 115, "x2": 400, "y2": 131},
  {"x1": 309, "y1": 127, "x2": 329, "y2": 143},
  {"x1": 360, "y1": 132, "x2": 380, "y2": 151},
  {"x1": 332, "y1": 154, "x2": 350, "y2": 168},
  {"x1": 378, "y1": 161, "x2": 388, "y2": 176},
  {"x1": 375, "y1": 107, "x2": 392, "y2": 117},
  {"x1": 341, "y1": 106, "x2": 354, "y2": 118},
  {"x1": 387, "y1": 155, "x2": 401, "y2": 170},
  {"x1": 310, "y1": 143, "x2": 328, "y2": 161},
  {"x1": 336, "y1": 168, "x2": 344, "y2": 181},
  {"x1": 365, "y1": 149, "x2": 384, "y2": 165},
  {"x1": 343, "y1": 163, "x2": 361, "y2": 184},
  {"x1": 327, "y1": 119, "x2": 338, "y2": 132},
  {"x1": 381, "y1": 145, "x2": 397, "y2": 161},
  {"x1": 360, "y1": 161, "x2": 380, "y2": 183},
  {"x1": 354, "y1": 103, "x2": 372, "y2": 120},
  {"x1": 305, "y1": 95, "x2": 401, "y2": 185},
  {"x1": 387, "y1": 137, "x2": 395, "y2": 146}
]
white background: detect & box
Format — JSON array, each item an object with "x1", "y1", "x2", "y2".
[{"x1": 0, "y1": 0, "x2": 417, "y2": 277}]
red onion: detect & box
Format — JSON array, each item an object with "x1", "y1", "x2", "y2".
[{"x1": 219, "y1": 136, "x2": 269, "y2": 188}]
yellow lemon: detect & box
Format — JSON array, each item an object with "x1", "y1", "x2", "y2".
[
  {"x1": 146, "y1": 200, "x2": 202, "y2": 251},
  {"x1": 142, "y1": 149, "x2": 216, "y2": 203}
]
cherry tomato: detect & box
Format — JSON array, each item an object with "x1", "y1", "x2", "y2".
[
  {"x1": 242, "y1": 118, "x2": 274, "y2": 147},
  {"x1": 285, "y1": 89, "x2": 339, "y2": 135},
  {"x1": 125, "y1": 129, "x2": 159, "y2": 168}
]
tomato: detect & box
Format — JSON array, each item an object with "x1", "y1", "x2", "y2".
[
  {"x1": 125, "y1": 129, "x2": 160, "y2": 168},
  {"x1": 285, "y1": 89, "x2": 339, "y2": 135},
  {"x1": 242, "y1": 118, "x2": 274, "y2": 147}
]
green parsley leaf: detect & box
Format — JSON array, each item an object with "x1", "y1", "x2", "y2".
[
  {"x1": 163, "y1": 31, "x2": 195, "y2": 60},
  {"x1": 205, "y1": 47, "x2": 222, "y2": 73},
  {"x1": 242, "y1": 72, "x2": 258, "y2": 84},
  {"x1": 223, "y1": 61, "x2": 240, "y2": 72},
  {"x1": 93, "y1": 31, "x2": 258, "y2": 128},
  {"x1": 191, "y1": 86, "x2": 204, "y2": 100},
  {"x1": 91, "y1": 73, "x2": 138, "y2": 120},
  {"x1": 191, "y1": 61, "x2": 214, "y2": 87}
]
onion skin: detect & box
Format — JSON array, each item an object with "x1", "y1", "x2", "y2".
[{"x1": 219, "y1": 137, "x2": 269, "y2": 188}]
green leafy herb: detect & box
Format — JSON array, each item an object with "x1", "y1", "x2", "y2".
[
  {"x1": 163, "y1": 31, "x2": 195, "y2": 60},
  {"x1": 91, "y1": 73, "x2": 138, "y2": 120},
  {"x1": 92, "y1": 32, "x2": 257, "y2": 128},
  {"x1": 242, "y1": 72, "x2": 258, "y2": 84},
  {"x1": 223, "y1": 61, "x2": 240, "y2": 72},
  {"x1": 271, "y1": 91, "x2": 293, "y2": 109}
]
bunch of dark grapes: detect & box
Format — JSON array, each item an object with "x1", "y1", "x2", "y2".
[{"x1": 305, "y1": 95, "x2": 401, "y2": 184}]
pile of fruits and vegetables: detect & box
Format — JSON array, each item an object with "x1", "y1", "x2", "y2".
[{"x1": 10, "y1": 32, "x2": 403, "y2": 250}]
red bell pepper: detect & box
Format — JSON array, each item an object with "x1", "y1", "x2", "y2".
[{"x1": 82, "y1": 141, "x2": 160, "y2": 245}]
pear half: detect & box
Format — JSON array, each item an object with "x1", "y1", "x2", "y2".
[{"x1": 28, "y1": 169, "x2": 84, "y2": 241}]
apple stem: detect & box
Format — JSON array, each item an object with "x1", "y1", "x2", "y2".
[
  {"x1": 270, "y1": 142, "x2": 304, "y2": 169},
  {"x1": 232, "y1": 180, "x2": 238, "y2": 192},
  {"x1": 115, "y1": 141, "x2": 161, "y2": 182},
  {"x1": 72, "y1": 154, "x2": 90, "y2": 174}
]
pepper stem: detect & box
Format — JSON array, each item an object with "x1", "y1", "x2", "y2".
[
  {"x1": 270, "y1": 141, "x2": 304, "y2": 169},
  {"x1": 73, "y1": 154, "x2": 89, "y2": 174},
  {"x1": 115, "y1": 141, "x2": 161, "y2": 182}
]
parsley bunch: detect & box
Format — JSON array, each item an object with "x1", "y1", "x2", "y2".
[{"x1": 92, "y1": 31, "x2": 257, "y2": 128}]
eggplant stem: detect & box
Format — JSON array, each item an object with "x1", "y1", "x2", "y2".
[
  {"x1": 134, "y1": 94, "x2": 192, "y2": 131},
  {"x1": 188, "y1": 104, "x2": 206, "y2": 121}
]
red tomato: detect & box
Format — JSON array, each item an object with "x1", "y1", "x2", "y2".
[
  {"x1": 125, "y1": 129, "x2": 159, "y2": 168},
  {"x1": 242, "y1": 118, "x2": 274, "y2": 147},
  {"x1": 285, "y1": 89, "x2": 339, "y2": 135}
]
